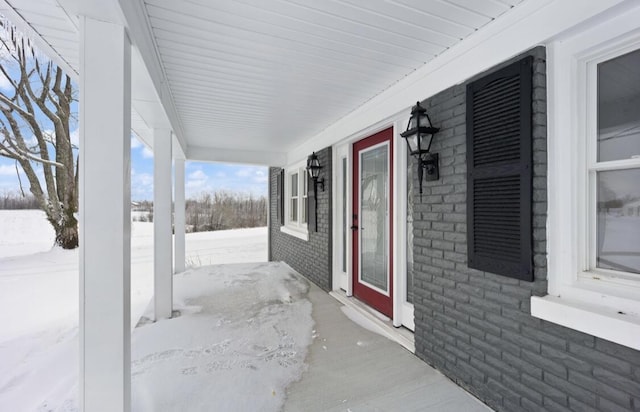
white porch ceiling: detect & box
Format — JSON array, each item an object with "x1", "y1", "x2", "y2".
[{"x1": 2, "y1": 0, "x2": 526, "y2": 163}]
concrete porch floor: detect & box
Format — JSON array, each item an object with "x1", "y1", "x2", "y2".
[
  {"x1": 284, "y1": 282, "x2": 491, "y2": 412},
  {"x1": 131, "y1": 262, "x2": 491, "y2": 411}
]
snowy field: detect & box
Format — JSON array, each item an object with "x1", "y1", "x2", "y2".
[{"x1": 0, "y1": 210, "x2": 312, "y2": 411}]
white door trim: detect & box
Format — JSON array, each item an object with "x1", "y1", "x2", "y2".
[
  {"x1": 331, "y1": 114, "x2": 414, "y2": 330},
  {"x1": 392, "y1": 121, "x2": 415, "y2": 331},
  {"x1": 333, "y1": 144, "x2": 351, "y2": 294}
]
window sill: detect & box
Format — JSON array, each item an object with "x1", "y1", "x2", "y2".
[
  {"x1": 531, "y1": 295, "x2": 640, "y2": 350},
  {"x1": 280, "y1": 225, "x2": 309, "y2": 241}
]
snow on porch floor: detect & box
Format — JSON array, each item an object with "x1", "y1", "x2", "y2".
[
  {"x1": 133, "y1": 261, "x2": 490, "y2": 412},
  {"x1": 132, "y1": 262, "x2": 314, "y2": 411}
]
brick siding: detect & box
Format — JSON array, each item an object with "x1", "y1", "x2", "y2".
[
  {"x1": 268, "y1": 147, "x2": 332, "y2": 291},
  {"x1": 412, "y1": 47, "x2": 640, "y2": 412}
]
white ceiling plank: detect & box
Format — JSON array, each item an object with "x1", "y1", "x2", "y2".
[
  {"x1": 173, "y1": 97, "x2": 355, "y2": 116},
  {"x1": 154, "y1": 36, "x2": 412, "y2": 79},
  {"x1": 152, "y1": 1, "x2": 439, "y2": 62},
  {"x1": 146, "y1": 0, "x2": 445, "y2": 56},
  {"x1": 337, "y1": 0, "x2": 474, "y2": 38},
  {"x1": 162, "y1": 64, "x2": 372, "y2": 96},
  {"x1": 13, "y1": 1, "x2": 61, "y2": 16},
  {"x1": 390, "y1": 0, "x2": 492, "y2": 28},
  {"x1": 277, "y1": 0, "x2": 459, "y2": 46},
  {"x1": 160, "y1": 62, "x2": 390, "y2": 94},
  {"x1": 444, "y1": 0, "x2": 510, "y2": 18},
  {"x1": 12, "y1": 9, "x2": 71, "y2": 30},
  {"x1": 170, "y1": 84, "x2": 362, "y2": 104},
  {"x1": 152, "y1": 25, "x2": 425, "y2": 70},
  {"x1": 161, "y1": 58, "x2": 382, "y2": 94}
]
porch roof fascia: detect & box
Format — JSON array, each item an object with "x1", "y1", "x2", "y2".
[
  {"x1": 118, "y1": 0, "x2": 188, "y2": 158},
  {"x1": 186, "y1": 145, "x2": 286, "y2": 167}
]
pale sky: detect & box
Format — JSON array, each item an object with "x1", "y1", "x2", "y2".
[{"x1": 0, "y1": 135, "x2": 268, "y2": 201}]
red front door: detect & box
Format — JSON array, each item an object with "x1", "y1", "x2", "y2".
[{"x1": 352, "y1": 128, "x2": 393, "y2": 318}]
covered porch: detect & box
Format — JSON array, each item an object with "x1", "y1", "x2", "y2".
[{"x1": 3, "y1": 0, "x2": 637, "y2": 410}]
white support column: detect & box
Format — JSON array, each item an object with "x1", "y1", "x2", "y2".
[
  {"x1": 79, "y1": 17, "x2": 131, "y2": 412},
  {"x1": 174, "y1": 158, "x2": 186, "y2": 273},
  {"x1": 154, "y1": 129, "x2": 173, "y2": 320}
]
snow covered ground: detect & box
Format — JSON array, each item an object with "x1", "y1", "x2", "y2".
[
  {"x1": 0, "y1": 210, "x2": 56, "y2": 258},
  {"x1": 0, "y1": 210, "x2": 311, "y2": 412}
]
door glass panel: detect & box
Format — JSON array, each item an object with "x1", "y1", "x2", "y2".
[
  {"x1": 597, "y1": 49, "x2": 640, "y2": 162},
  {"x1": 596, "y1": 169, "x2": 640, "y2": 274},
  {"x1": 360, "y1": 144, "x2": 388, "y2": 291}
]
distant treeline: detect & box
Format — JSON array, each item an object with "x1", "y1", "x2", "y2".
[
  {"x1": 133, "y1": 191, "x2": 267, "y2": 232},
  {"x1": 4, "y1": 191, "x2": 268, "y2": 232},
  {"x1": 0, "y1": 193, "x2": 40, "y2": 209}
]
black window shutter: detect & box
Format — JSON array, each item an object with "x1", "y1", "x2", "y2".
[
  {"x1": 466, "y1": 56, "x2": 533, "y2": 281},
  {"x1": 308, "y1": 174, "x2": 317, "y2": 232},
  {"x1": 277, "y1": 169, "x2": 284, "y2": 225}
]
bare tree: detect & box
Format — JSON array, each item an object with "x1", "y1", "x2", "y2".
[{"x1": 0, "y1": 21, "x2": 78, "y2": 248}]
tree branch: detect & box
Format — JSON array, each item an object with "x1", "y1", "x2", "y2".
[{"x1": 15, "y1": 160, "x2": 25, "y2": 197}]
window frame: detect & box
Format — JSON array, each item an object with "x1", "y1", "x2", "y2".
[
  {"x1": 584, "y1": 49, "x2": 640, "y2": 282},
  {"x1": 289, "y1": 171, "x2": 299, "y2": 223},
  {"x1": 531, "y1": 12, "x2": 640, "y2": 350},
  {"x1": 281, "y1": 159, "x2": 309, "y2": 240}
]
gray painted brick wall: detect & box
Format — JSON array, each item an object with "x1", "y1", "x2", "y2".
[
  {"x1": 268, "y1": 147, "x2": 333, "y2": 291},
  {"x1": 412, "y1": 47, "x2": 640, "y2": 411}
]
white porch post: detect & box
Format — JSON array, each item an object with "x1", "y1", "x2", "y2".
[
  {"x1": 174, "y1": 158, "x2": 186, "y2": 273},
  {"x1": 153, "y1": 129, "x2": 173, "y2": 320},
  {"x1": 79, "y1": 17, "x2": 131, "y2": 412}
]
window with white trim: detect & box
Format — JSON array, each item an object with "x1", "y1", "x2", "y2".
[
  {"x1": 532, "y1": 11, "x2": 640, "y2": 350},
  {"x1": 588, "y1": 49, "x2": 640, "y2": 277},
  {"x1": 289, "y1": 172, "x2": 299, "y2": 223},
  {"x1": 281, "y1": 161, "x2": 309, "y2": 240}
]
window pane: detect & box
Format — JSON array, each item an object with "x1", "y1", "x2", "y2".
[
  {"x1": 597, "y1": 49, "x2": 640, "y2": 162},
  {"x1": 597, "y1": 169, "x2": 640, "y2": 274},
  {"x1": 302, "y1": 197, "x2": 307, "y2": 224},
  {"x1": 291, "y1": 199, "x2": 298, "y2": 222},
  {"x1": 291, "y1": 173, "x2": 298, "y2": 197}
]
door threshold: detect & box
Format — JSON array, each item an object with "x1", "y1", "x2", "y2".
[{"x1": 329, "y1": 290, "x2": 415, "y2": 353}]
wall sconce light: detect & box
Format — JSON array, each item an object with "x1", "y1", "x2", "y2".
[
  {"x1": 306, "y1": 152, "x2": 325, "y2": 194},
  {"x1": 400, "y1": 101, "x2": 440, "y2": 195}
]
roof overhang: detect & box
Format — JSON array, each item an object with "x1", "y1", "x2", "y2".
[{"x1": 1, "y1": 0, "x2": 632, "y2": 166}]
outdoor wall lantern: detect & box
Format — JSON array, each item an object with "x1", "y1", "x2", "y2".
[
  {"x1": 400, "y1": 101, "x2": 440, "y2": 195},
  {"x1": 306, "y1": 152, "x2": 325, "y2": 194}
]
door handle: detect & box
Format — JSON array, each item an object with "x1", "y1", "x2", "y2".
[{"x1": 350, "y1": 225, "x2": 358, "y2": 231}]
